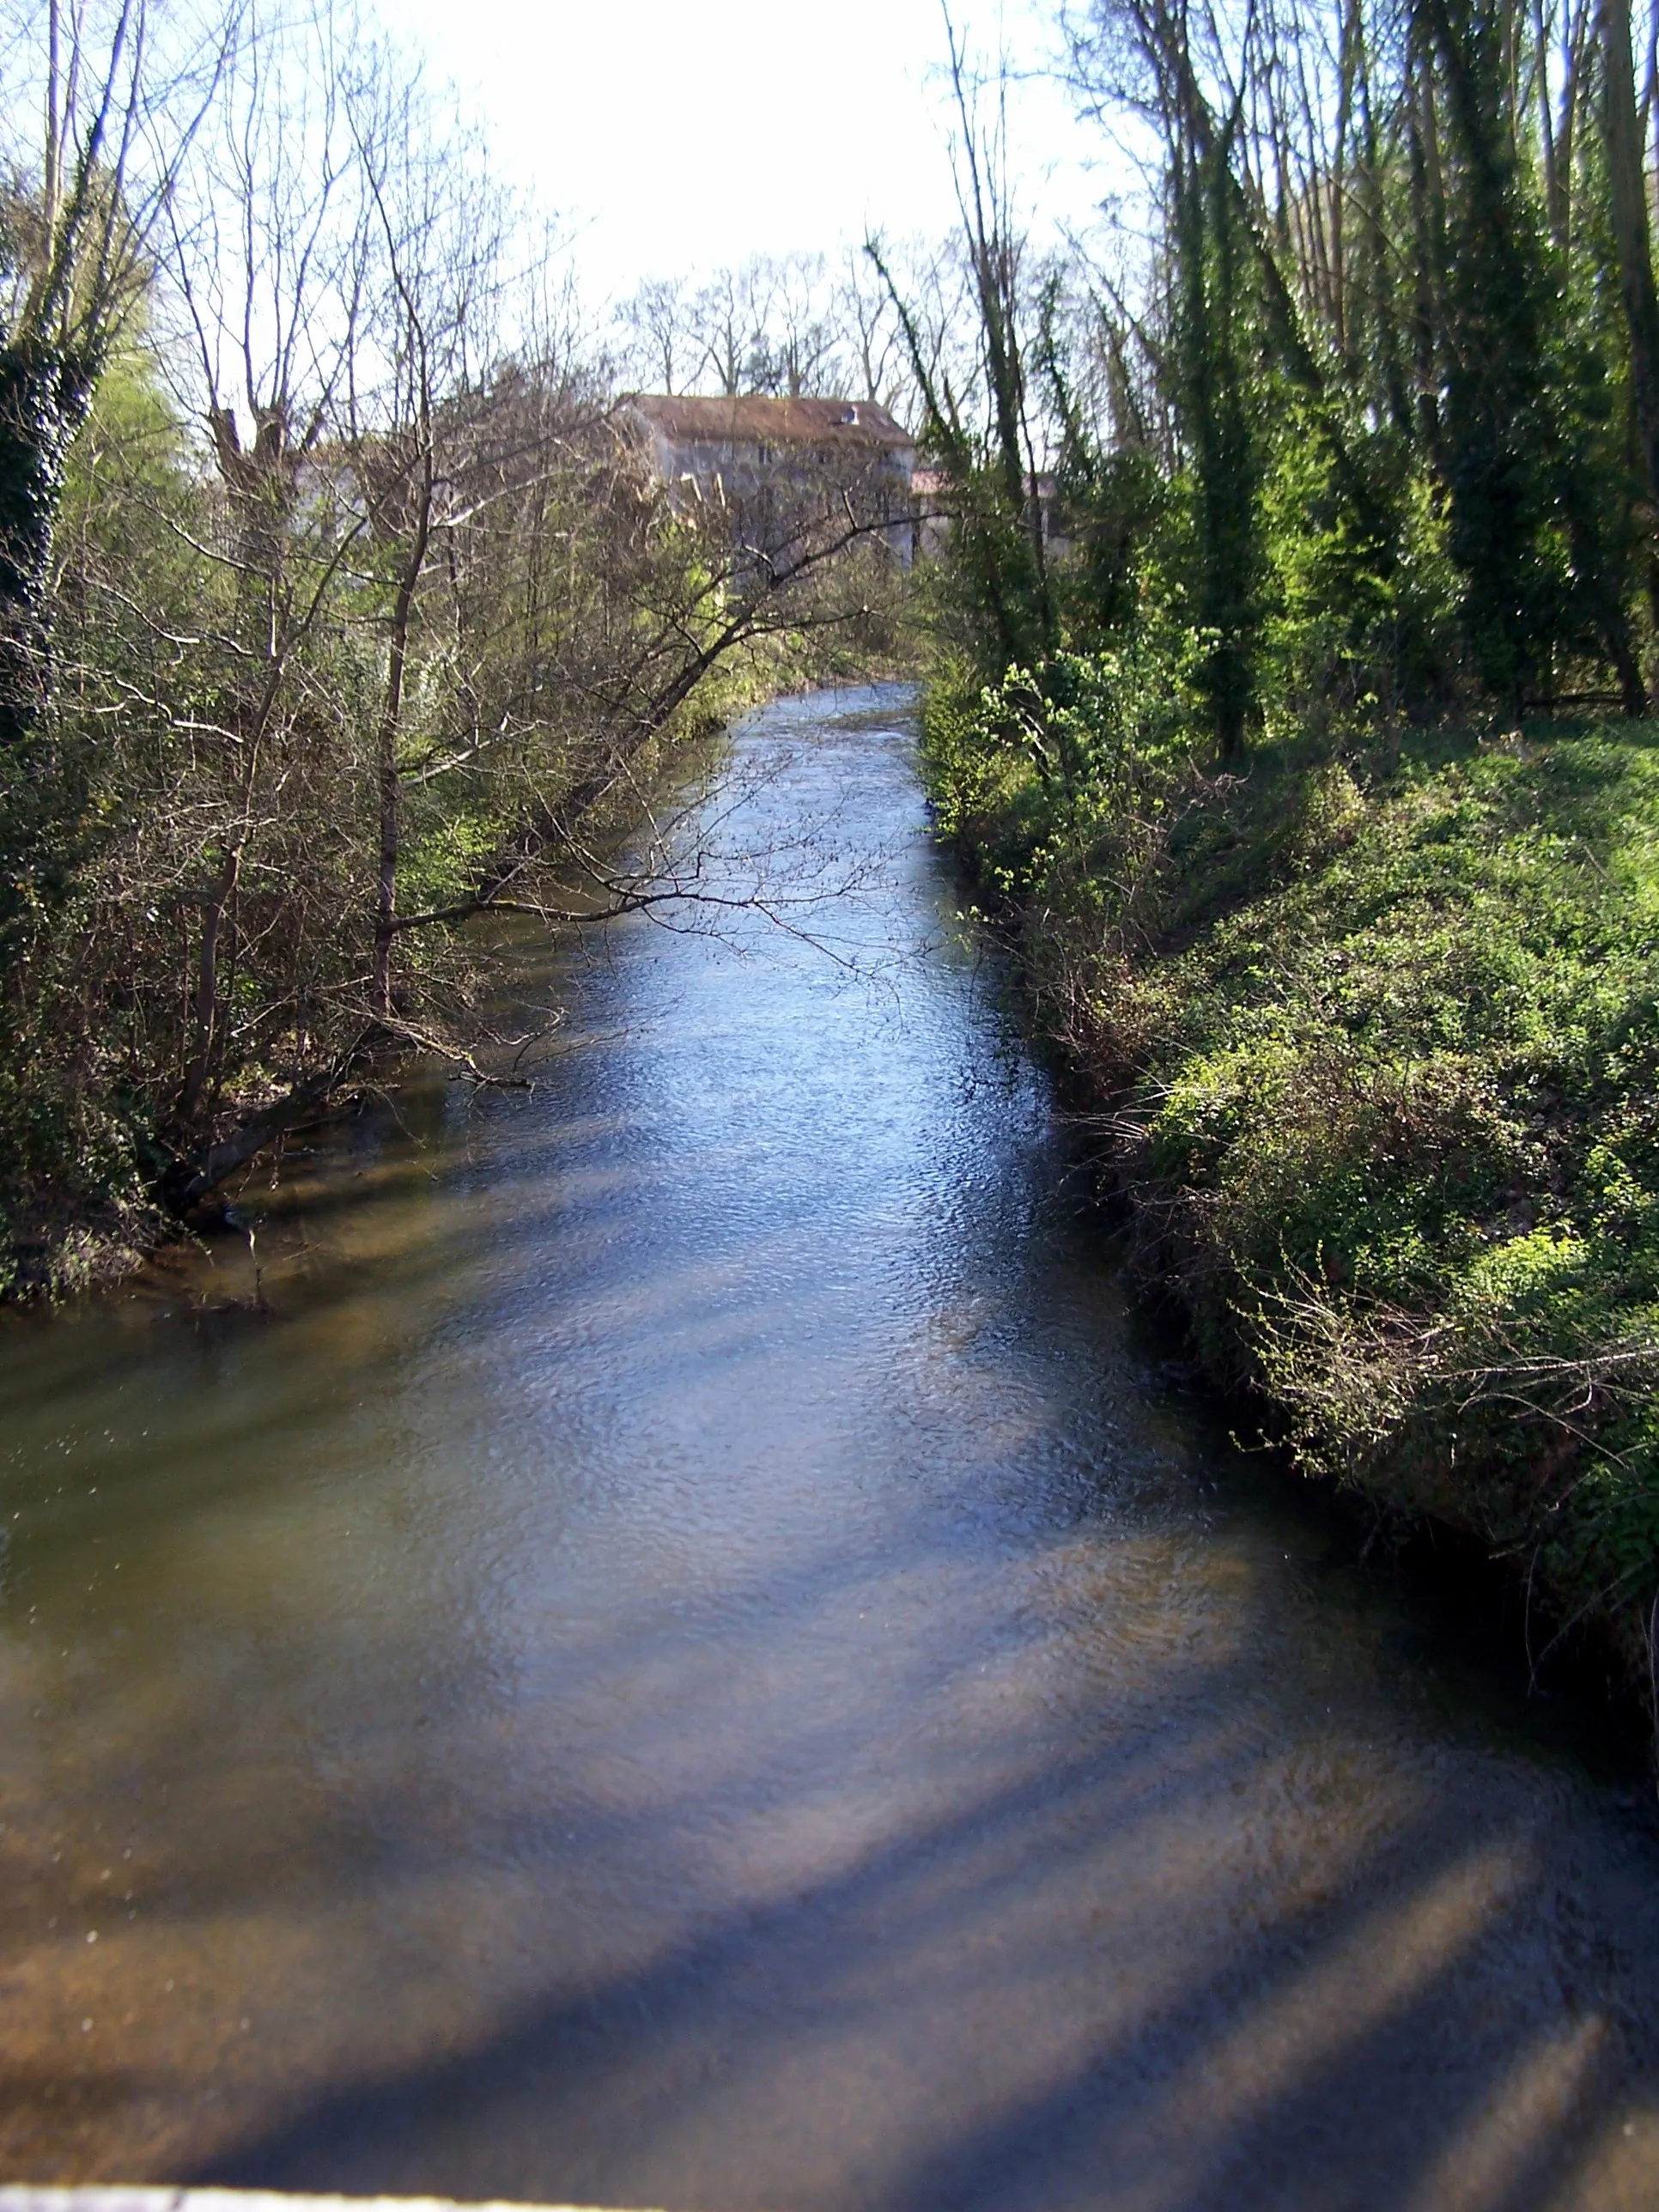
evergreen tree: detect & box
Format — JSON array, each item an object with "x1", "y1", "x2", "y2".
[{"x1": 1172, "y1": 117, "x2": 1265, "y2": 757}]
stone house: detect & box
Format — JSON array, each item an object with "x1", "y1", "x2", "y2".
[
  {"x1": 620, "y1": 393, "x2": 917, "y2": 564},
  {"x1": 907, "y1": 466, "x2": 1073, "y2": 567}
]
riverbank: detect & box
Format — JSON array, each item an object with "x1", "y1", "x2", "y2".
[
  {"x1": 0, "y1": 647, "x2": 824, "y2": 1305},
  {"x1": 924, "y1": 689, "x2": 1659, "y2": 1694}
]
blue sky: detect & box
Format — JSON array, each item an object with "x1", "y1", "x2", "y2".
[{"x1": 376, "y1": 0, "x2": 1109, "y2": 302}]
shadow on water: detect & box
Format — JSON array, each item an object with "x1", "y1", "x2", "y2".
[
  {"x1": 3, "y1": 688, "x2": 1659, "y2": 2211},
  {"x1": 1108, "y1": 1275, "x2": 1654, "y2": 1790}
]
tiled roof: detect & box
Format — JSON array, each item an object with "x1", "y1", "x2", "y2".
[{"x1": 624, "y1": 394, "x2": 913, "y2": 451}]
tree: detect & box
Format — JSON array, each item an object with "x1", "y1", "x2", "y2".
[
  {"x1": 0, "y1": 0, "x2": 232, "y2": 945},
  {"x1": 617, "y1": 276, "x2": 690, "y2": 393},
  {"x1": 1601, "y1": 0, "x2": 1659, "y2": 538}
]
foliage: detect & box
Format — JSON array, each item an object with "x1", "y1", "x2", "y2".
[
  {"x1": 0, "y1": 6, "x2": 914, "y2": 1292},
  {"x1": 930, "y1": 634, "x2": 1659, "y2": 1668},
  {"x1": 896, "y1": 0, "x2": 1659, "y2": 1676}
]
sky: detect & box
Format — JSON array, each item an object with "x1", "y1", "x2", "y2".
[{"x1": 374, "y1": 0, "x2": 1112, "y2": 307}]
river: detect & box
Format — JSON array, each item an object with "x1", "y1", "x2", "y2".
[{"x1": 2, "y1": 686, "x2": 1659, "y2": 2211}]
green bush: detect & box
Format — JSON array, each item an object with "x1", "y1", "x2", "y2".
[{"x1": 929, "y1": 662, "x2": 1659, "y2": 1674}]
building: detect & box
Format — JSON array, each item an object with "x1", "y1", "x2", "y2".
[
  {"x1": 620, "y1": 393, "x2": 917, "y2": 565},
  {"x1": 907, "y1": 466, "x2": 1073, "y2": 567},
  {"x1": 909, "y1": 467, "x2": 952, "y2": 564}
]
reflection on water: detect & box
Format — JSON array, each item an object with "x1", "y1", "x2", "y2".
[{"x1": 2, "y1": 688, "x2": 1659, "y2": 2212}]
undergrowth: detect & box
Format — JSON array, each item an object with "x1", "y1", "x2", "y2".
[{"x1": 928, "y1": 666, "x2": 1659, "y2": 1684}]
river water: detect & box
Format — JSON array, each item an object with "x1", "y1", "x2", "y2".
[{"x1": 3, "y1": 687, "x2": 1659, "y2": 2210}]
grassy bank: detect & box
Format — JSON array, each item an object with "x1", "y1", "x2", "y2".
[{"x1": 927, "y1": 682, "x2": 1659, "y2": 1685}]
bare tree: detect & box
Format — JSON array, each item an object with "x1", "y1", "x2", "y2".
[
  {"x1": 341, "y1": 47, "x2": 513, "y2": 1018},
  {"x1": 616, "y1": 274, "x2": 691, "y2": 393},
  {"x1": 743, "y1": 252, "x2": 839, "y2": 395}
]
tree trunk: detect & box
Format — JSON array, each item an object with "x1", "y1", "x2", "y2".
[
  {"x1": 1408, "y1": 46, "x2": 1446, "y2": 462},
  {"x1": 178, "y1": 845, "x2": 240, "y2": 1127},
  {"x1": 371, "y1": 444, "x2": 434, "y2": 1019},
  {"x1": 1604, "y1": 0, "x2": 1659, "y2": 556}
]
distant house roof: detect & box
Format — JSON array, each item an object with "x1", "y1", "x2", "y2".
[{"x1": 624, "y1": 393, "x2": 913, "y2": 452}]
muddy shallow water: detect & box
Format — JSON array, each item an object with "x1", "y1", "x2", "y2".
[{"x1": 3, "y1": 687, "x2": 1659, "y2": 2211}]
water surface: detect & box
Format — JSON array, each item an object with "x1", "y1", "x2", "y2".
[{"x1": 3, "y1": 688, "x2": 1659, "y2": 2211}]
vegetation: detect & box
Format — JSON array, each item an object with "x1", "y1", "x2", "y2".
[
  {"x1": 0, "y1": 0, "x2": 913, "y2": 1296},
  {"x1": 10, "y1": 0, "x2": 1659, "y2": 1679},
  {"x1": 896, "y1": 0, "x2": 1659, "y2": 1675}
]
